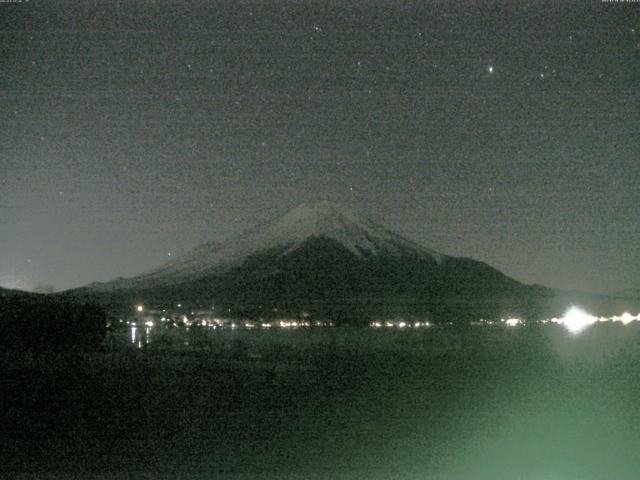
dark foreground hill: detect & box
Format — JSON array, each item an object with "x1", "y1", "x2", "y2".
[{"x1": 0, "y1": 288, "x2": 106, "y2": 352}]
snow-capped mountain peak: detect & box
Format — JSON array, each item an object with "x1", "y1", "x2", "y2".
[
  {"x1": 257, "y1": 200, "x2": 443, "y2": 259},
  {"x1": 90, "y1": 200, "x2": 445, "y2": 290}
]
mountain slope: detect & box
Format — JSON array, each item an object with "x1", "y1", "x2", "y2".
[
  {"x1": 89, "y1": 200, "x2": 446, "y2": 292},
  {"x1": 0, "y1": 287, "x2": 43, "y2": 300},
  {"x1": 71, "y1": 201, "x2": 553, "y2": 321}
]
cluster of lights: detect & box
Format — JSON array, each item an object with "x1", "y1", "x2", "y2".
[
  {"x1": 130, "y1": 305, "x2": 639, "y2": 338},
  {"x1": 543, "y1": 307, "x2": 640, "y2": 334},
  {"x1": 504, "y1": 318, "x2": 522, "y2": 327},
  {"x1": 260, "y1": 320, "x2": 333, "y2": 328},
  {"x1": 500, "y1": 308, "x2": 640, "y2": 334},
  {"x1": 370, "y1": 321, "x2": 431, "y2": 329},
  {"x1": 278, "y1": 320, "x2": 309, "y2": 328},
  {"x1": 130, "y1": 305, "x2": 335, "y2": 331}
]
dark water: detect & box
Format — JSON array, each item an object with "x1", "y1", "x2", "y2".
[{"x1": 3, "y1": 324, "x2": 640, "y2": 479}]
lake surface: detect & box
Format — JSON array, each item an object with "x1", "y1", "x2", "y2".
[{"x1": 4, "y1": 323, "x2": 640, "y2": 479}]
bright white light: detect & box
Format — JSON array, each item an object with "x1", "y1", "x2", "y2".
[
  {"x1": 136, "y1": 305, "x2": 144, "y2": 313},
  {"x1": 505, "y1": 318, "x2": 521, "y2": 327},
  {"x1": 620, "y1": 312, "x2": 635, "y2": 325},
  {"x1": 562, "y1": 307, "x2": 597, "y2": 334},
  {"x1": 145, "y1": 320, "x2": 154, "y2": 327}
]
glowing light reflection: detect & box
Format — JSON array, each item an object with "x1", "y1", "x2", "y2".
[{"x1": 562, "y1": 307, "x2": 597, "y2": 334}]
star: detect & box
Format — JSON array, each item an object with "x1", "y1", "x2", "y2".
[{"x1": 488, "y1": 65, "x2": 494, "y2": 73}]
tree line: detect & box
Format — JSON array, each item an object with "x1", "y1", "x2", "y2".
[{"x1": 0, "y1": 292, "x2": 107, "y2": 352}]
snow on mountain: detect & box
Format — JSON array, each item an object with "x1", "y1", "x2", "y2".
[{"x1": 89, "y1": 200, "x2": 446, "y2": 291}]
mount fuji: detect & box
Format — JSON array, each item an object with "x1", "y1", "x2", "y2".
[{"x1": 70, "y1": 201, "x2": 552, "y2": 322}]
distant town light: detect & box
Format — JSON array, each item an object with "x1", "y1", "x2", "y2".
[
  {"x1": 505, "y1": 318, "x2": 521, "y2": 327},
  {"x1": 562, "y1": 306, "x2": 596, "y2": 334},
  {"x1": 620, "y1": 312, "x2": 634, "y2": 325}
]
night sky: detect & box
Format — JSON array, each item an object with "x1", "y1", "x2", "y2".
[{"x1": 1, "y1": 0, "x2": 639, "y2": 294}]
